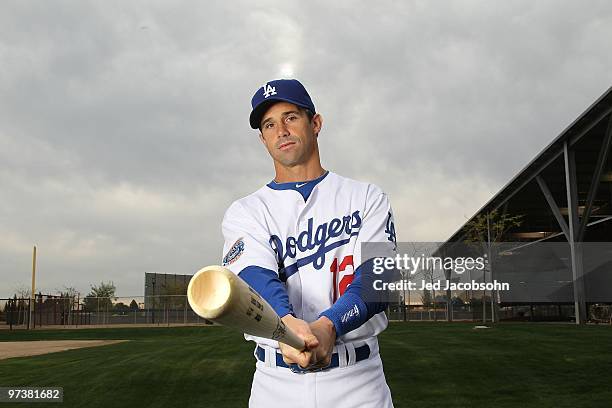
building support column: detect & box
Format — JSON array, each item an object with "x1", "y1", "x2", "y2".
[
  {"x1": 577, "y1": 114, "x2": 612, "y2": 241},
  {"x1": 564, "y1": 141, "x2": 587, "y2": 324},
  {"x1": 536, "y1": 175, "x2": 570, "y2": 240}
]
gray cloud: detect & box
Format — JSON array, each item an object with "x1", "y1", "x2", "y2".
[{"x1": 1, "y1": 0, "x2": 612, "y2": 296}]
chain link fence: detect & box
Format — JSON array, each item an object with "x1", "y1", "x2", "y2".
[
  {"x1": 387, "y1": 300, "x2": 612, "y2": 323},
  {"x1": 2, "y1": 295, "x2": 610, "y2": 329},
  {"x1": 1, "y1": 294, "x2": 212, "y2": 329}
]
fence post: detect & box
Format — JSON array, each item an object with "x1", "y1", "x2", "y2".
[
  {"x1": 76, "y1": 295, "x2": 80, "y2": 328},
  {"x1": 9, "y1": 298, "x2": 14, "y2": 330},
  {"x1": 24, "y1": 299, "x2": 29, "y2": 326}
]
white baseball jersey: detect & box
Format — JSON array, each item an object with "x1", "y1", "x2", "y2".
[{"x1": 221, "y1": 171, "x2": 397, "y2": 349}]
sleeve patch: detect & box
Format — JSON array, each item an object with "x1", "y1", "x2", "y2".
[{"x1": 223, "y1": 237, "x2": 245, "y2": 266}]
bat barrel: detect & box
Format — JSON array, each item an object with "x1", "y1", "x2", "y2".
[
  {"x1": 188, "y1": 265, "x2": 305, "y2": 350},
  {"x1": 187, "y1": 266, "x2": 233, "y2": 320}
]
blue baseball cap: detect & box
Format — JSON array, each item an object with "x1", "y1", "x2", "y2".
[{"x1": 249, "y1": 79, "x2": 316, "y2": 129}]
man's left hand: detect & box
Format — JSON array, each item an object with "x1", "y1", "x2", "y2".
[{"x1": 307, "y1": 316, "x2": 336, "y2": 370}]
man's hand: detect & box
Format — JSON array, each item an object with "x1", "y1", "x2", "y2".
[
  {"x1": 307, "y1": 316, "x2": 337, "y2": 369},
  {"x1": 279, "y1": 315, "x2": 319, "y2": 368}
]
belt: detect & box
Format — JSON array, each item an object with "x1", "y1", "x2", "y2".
[{"x1": 255, "y1": 344, "x2": 370, "y2": 373}]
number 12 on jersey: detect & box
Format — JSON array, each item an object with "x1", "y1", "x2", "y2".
[{"x1": 330, "y1": 255, "x2": 354, "y2": 302}]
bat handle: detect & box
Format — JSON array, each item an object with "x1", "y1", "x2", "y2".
[
  {"x1": 281, "y1": 334, "x2": 306, "y2": 351},
  {"x1": 277, "y1": 318, "x2": 307, "y2": 350}
]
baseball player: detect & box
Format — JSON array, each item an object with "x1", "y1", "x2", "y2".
[{"x1": 221, "y1": 78, "x2": 396, "y2": 407}]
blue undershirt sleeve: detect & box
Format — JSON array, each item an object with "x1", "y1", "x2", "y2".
[
  {"x1": 319, "y1": 259, "x2": 387, "y2": 336},
  {"x1": 238, "y1": 265, "x2": 294, "y2": 318}
]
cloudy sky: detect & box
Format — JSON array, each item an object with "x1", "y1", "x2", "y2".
[{"x1": 1, "y1": 0, "x2": 612, "y2": 297}]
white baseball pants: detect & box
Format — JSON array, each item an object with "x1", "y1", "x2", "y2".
[{"x1": 249, "y1": 342, "x2": 393, "y2": 408}]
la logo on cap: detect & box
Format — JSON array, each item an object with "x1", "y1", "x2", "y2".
[{"x1": 263, "y1": 83, "x2": 277, "y2": 98}]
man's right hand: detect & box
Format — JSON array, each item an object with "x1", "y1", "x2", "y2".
[{"x1": 279, "y1": 315, "x2": 319, "y2": 368}]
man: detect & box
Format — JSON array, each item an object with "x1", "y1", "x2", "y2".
[{"x1": 221, "y1": 79, "x2": 396, "y2": 407}]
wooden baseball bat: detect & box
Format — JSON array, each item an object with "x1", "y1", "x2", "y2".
[{"x1": 187, "y1": 265, "x2": 305, "y2": 350}]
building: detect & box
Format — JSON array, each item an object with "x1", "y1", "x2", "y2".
[{"x1": 442, "y1": 86, "x2": 612, "y2": 324}]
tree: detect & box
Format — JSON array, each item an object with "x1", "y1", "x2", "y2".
[
  {"x1": 421, "y1": 289, "x2": 432, "y2": 308},
  {"x1": 113, "y1": 302, "x2": 130, "y2": 315},
  {"x1": 57, "y1": 286, "x2": 80, "y2": 323},
  {"x1": 463, "y1": 209, "x2": 524, "y2": 244},
  {"x1": 14, "y1": 285, "x2": 30, "y2": 299},
  {"x1": 129, "y1": 299, "x2": 139, "y2": 311},
  {"x1": 463, "y1": 210, "x2": 523, "y2": 323},
  {"x1": 59, "y1": 286, "x2": 79, "y2": 300},
  {"x1": 12, "y1": 286, "x2": 31, "y2": 325},
  {"x1": 83, "y1": 281, "x2": 116, "y2": 312},
  {"x1": 404, "y1": 242, "x2": 441, "y2": 321},
  {"x1": 408, "y1": 243, "x2": 443, "y2": 321},
  {"x1": 451, "y1": 296, "x2": 465, "y2": 307},
  {"x1": 420, "y1": 266, "x2": 437, "y2": 320},
  {"x1": 434, "y1": 294, "x2": 448, "y2": 304}
]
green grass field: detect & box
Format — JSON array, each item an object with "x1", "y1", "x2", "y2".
[{"x1": 1, "y1": 322, "x2": 611, "y2": 407}]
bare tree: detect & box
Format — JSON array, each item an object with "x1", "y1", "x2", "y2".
[
  {"x1": 60, "y1": 286, "x2": 80, "y2": 299},
  {"x1": 463, "y1": 210, "x2": 523, "y2": 322},
  {"x1": 13, "y1": 285, "x2": 31, "y2": 325},
  {"x1": 419, "y1": 264, "x2": 438, "y2": 320},
  {"x1": 408, "y1": 243, "x2": 442, "y2": 321},
  {"x1": 404, "y1": 242, "x2": 434, "y2": 321},
  {"x1": 14, "y1": 285, "x2": 30, "y2": 298},
  {"x1": 57, "y1": 286, "x2": 80, "y2": 325}
]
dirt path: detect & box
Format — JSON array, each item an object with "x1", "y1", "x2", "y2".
[{"x1": 0, "y1": 340, "x2": 128, "y2": 360}]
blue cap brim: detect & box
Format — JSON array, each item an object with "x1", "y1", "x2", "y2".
[{"x1": 249, "y1": 97, "x2": 315, "y2": 129}]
